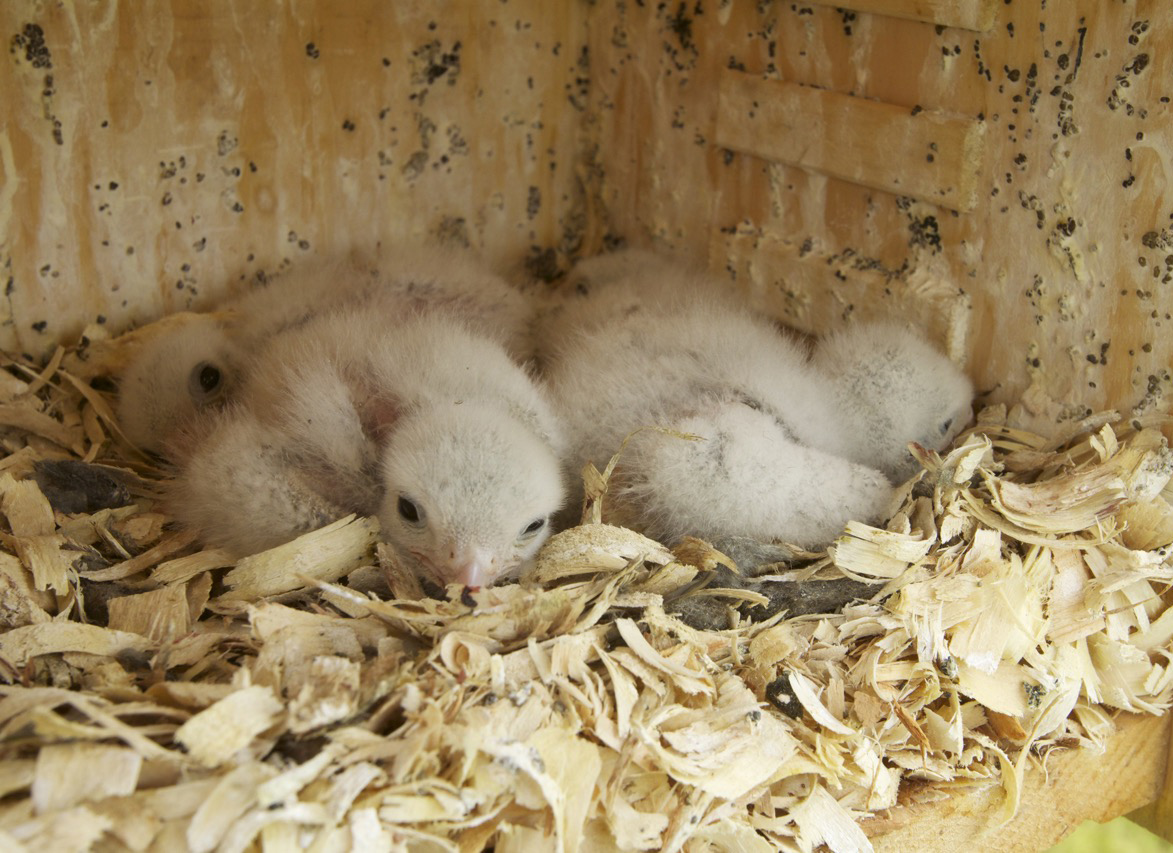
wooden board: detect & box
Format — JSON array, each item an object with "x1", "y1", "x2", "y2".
[
  {"x1": 869, "y1": 713, "x2": 1172, "y2": 851},
  {"x1": 0, "y1": 1, "x2": 589, "y2": 354},
  {"x1": 800, "y1": 0, "x2": 998, "y2": 32},
  {"x1": 715, "y1": 70, "x2": 986, "y2": 212},
  {"x1": 584, "y1": 0, "x2": 1173, "y2": 435}
]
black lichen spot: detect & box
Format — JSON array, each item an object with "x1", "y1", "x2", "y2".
[
  {"x1": 526, "y1": 185, "x2": 541, "y2": 220},
  {"x1": 524, "y1": 246, "x2": 561, "y2": 283},
  {"x1": 11, "y1": 23, "x2": 52, "y2": 69},
  {"x1": 30, "y1": 320, "x2": 47, "y2": 333},
  {"x1": 305, "y1": 42, "x2": 320, "y2": 59},
  {"x1": 908, "y1": 214, "x2": 941, "y2": 253},
  {"x1": 401, "y1": 151, "x2": 428, "y2": 181},
  {"x1": 765, "y1": 673, "x2": 802, "y2": 718},
  {"x1": 434, "y1": 216, "x2": 470, "y2": 247},
  {"x1": 342, "y1": 119, "x2": 356, "y2": 132},
  {"x1": 667, "y1": 3, "x2": 694, "y2": 50},
  {"x1": 660, "y1": 1, "x2": 701, "y2": 72},
  {"x1": 1128, "y1": 53, "x2": 1150, "y2": 75},
  {"x1": 567, "y1": 44, "x2": 590, "y2": 111},
  {"x1": 410, "y1": 39, "x2": 463, "y2": 92},
  {"x1": 839, "y1": 9, "x2": 856, "y2": 36},
  {"x1": 217, "y1": 131, "x2": 238, "y2": 157}
]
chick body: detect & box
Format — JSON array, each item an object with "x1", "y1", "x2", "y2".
[
  {"x1": 117, "y1": 247, "x2": 533, "y2": 455},
  {"x1": 171, "y1": 308, "x2": 566, "y2": 588},
  {"x1": 543, "y1": 249, "x2": 971, "y2": 548}
]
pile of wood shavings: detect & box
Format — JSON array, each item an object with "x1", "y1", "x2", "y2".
[{"x1": 0, "y1": 334, "x2": 1172, "y2": 853}]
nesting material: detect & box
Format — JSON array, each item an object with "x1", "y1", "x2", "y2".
[{"x1": 0, "y1": 328, "x2": 1171, "y2": 853}]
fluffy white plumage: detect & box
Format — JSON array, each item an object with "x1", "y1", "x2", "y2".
[
  {"x1": 542, "y1": 249, "x2": 972, "y2": 548},
  {"x1": 116, "y1": 247, "x2": 533, "y2": 455},
  {"x1": 813, "y1": 321, "x2": 974, "y2": 481},
  {"x1": 171, "y1": 309, "x2": 566, "y2": 587},
  {"x1": 115, "y1": 315, "x2": 241, "y2": 454}
]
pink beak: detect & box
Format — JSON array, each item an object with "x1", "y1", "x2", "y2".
[{"x1": 444, "y1": 545, "x2": 496, "y2": 588}]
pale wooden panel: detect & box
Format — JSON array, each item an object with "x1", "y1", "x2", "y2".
[
  {"x1": 585, "y1": 1, "x2": 1173, "y2": 434},
  {"x1": 715, "y1": 69, "x2": 986, "y2": 212},
  {"x1": 1129, "y1": 714, "x2": 1173, "y2": 841},
  {"x1": 0, "y1": 1, "x2": 589, "y2": 355},
  {"x1": 869, "y1": 713, "x2": 1171, "y2": 852},
  {"x1": 801, "y1": 0, "x2": 997, "y2": 32},
  {"x1": 713, "y1": 227, "x2": 972, "y2": 358}
]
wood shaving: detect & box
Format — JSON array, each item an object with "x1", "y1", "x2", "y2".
[{"x1": 0, "y1": 337, "x2": 1170, "y2": 851}]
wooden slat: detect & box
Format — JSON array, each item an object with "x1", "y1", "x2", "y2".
[
  {"x1": 868, "y1": 713, "x2": 1172, "y2": 852},
  {"x1": 711, "y1": 228, "x2": 972, "y2": 353},
  {"x1": 799, "y1": 0, "x2": 997, "y2": 32},
  {"x1": 1128, "y1": 715, "x2": 1173, "y2": 842},
  {"x1": 715, "y1": 69, "x2": 987, "y2": 212}
]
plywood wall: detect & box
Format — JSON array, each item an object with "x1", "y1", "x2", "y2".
[
  {"x1": 1, "y1": 1, "x2": 588, "y2": 355},
  {"x1": 583, "y1": 0, "x2": 1173, "y2": 432},
  {"x1": 2, "y1": 1, "x2": 1170, "y2": 431}
]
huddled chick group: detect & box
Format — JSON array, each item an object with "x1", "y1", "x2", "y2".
[{"x1": 117, "y1": 246, "x2": 974, "y2": 591}]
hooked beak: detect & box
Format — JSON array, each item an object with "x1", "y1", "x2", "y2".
[{"x1": 443, "y1": 545, "x2": 497, "y2": 588}]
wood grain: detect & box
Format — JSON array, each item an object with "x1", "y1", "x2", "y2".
[
  {"x1": 1129, "y1": 713, "x2": 1173, "y2": 841},
  {"x1": 585, "y1": 0, "x2": 1173, "y2": 435},
  {"x1": 715, "y1": 70, "x2": 986, "y2": 212},
  {"x1": 800, "y1": 0, "x2": 998, "y2": 32},
  {"x1": 869, "y1": 713, "x2": 1172, "y2": 851},
  {"x1": 0, "y1": 1, "x2": 589, "y2": 353}
]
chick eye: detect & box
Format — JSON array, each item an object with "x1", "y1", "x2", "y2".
[
  {"x1": 520, "y1": 517, "x2": 547, "y2": 538},
  {"x1": 189, "y1": 362, "x2": 225, "y2": 402},
  {"x1": 397, "y1": 495, "x2": 425, "y2": 526},
  {"x1": 940, "y1": 417, "x2": 954, "y2": 434}
]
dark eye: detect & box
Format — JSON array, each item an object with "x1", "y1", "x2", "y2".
[
  {"x1": 521, "y1": 517, "x2": 546, "y2": 538},
  {"x1": 397, "y1": 495, "x2": 424, "y2": 526},
  {"x1": 198, "y1": 364, "x2": 221, "y2": 392},
  {"x1": 940, "y1": 417, "x2": 954, "y2": 434},
  {"x1": 188, "y1": 361, "x2": 224, "y2": 402}
]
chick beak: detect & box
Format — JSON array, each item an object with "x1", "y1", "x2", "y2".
[{"x1": 446, "y1": 546, "x2": 496, "y2": 588}]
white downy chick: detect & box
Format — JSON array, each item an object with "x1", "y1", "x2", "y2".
[
  {"x1": 230, "y1": 246, "x2": 536, "y2": 361},
  {"x1": 115, "y1": 314, "x2": 241, "y2": 455},
  {"x1": 168, "y1": 407, "x2": 354, "y2": 556},
  {"x1": 173, "y1": 309, "x2": 566, "y2": 585},
  {"x1": 812, "y1": 321, "x2": 974, "y2": 482},
  {"x1": 379, "y1": 400, "x2": 565, "y2": 588},
  {"x1": 117, "y1": 247, "x2": 534, "y2": 455},
  {"x1": 339, "y1": 310, "x2": 565, "y2": 588},
  {"x1": 541, "y1": 250, "x2": 895, "y2": 549}
]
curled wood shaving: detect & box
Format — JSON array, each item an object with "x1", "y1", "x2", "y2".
[{"x1": 0, "y1": 341, "x2": 1170, "y2": 851}]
